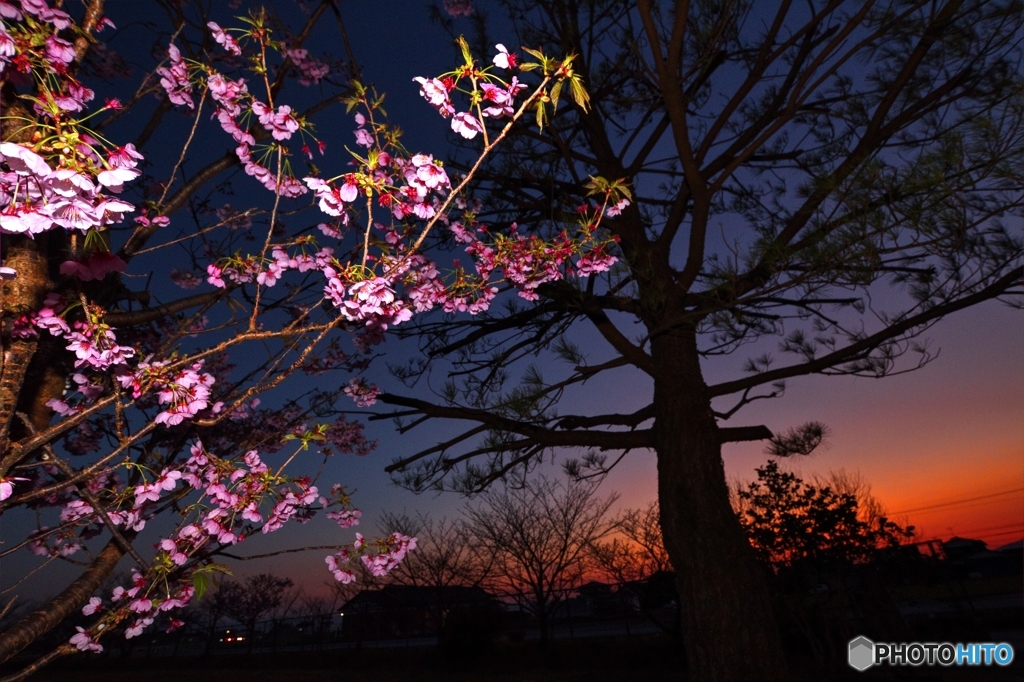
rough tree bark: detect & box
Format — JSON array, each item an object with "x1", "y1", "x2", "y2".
[
  {"x1": 652, "y1": 328, "x2": 788, "y2": 680},
  {"x1": 0, "y1": 536, "x2": 130, "y2": 663}
]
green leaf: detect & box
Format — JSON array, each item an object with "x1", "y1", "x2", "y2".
[
  {"x1": 569, "y1": 76, "x2": 590, "y2": 112},
  {"x1": 192, "y1": 572, "x2": 210, "y2": 601},
  {"x1": 549, "y1": 80, "x2": 563, "y2": 111},
  {"x1": 206, "y1": 562, "x2": 233, "y2": 576},
  {"x1": 456, "y1": 35, "x2": 474, "y2": 67}
]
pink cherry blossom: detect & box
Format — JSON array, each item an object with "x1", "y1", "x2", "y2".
[
  {"x1": 207, "y1": 22, "x2": 241, "y2": 56},
  {"x1": 326, "y1": 552, "x2": 356, "y2": 583},
  {"x1": 443, "y1": 0, "x2": 474, "y2": 18},
  {"x1": 170, "y1": 268, "x2": 203, "y2": 289},
  {"x1": 0, "y1": 477, "x2": 28, "y2": 501},
  {"x1": 157, "y1": 43, "x2": 193, "y2": 109},
  {"x1": 153, "y1": 363, "x2": 216, "y2": 426},
  {"x1": 64, "y1": 321, "x2": 136, "y2": 370},
  {"x1": 125, "y1": 617, "x2": 154, "y2": 639},
  {"x1": 206, "y1": 264, "x2": 226, "y2": 288},
  {"x1": 354, "y1": 127, "x2": 373, "y2": 147},
  {"x1": 96, "y1": 166, "x2": 140, "y2": 193},
  {"x1": 128, "y1": 597, "x2": 153, "y2": 613},
  {"x1": 604, "y1": 197, "x2": 630, "y2": 217},
  {"x1": 326, "y1": 508, "x2": 361, "y2": 528},
  {"x1": 0, "y1": 142, "x2": 52, "y2": 176},
  {"x1": 252, "y1": 101, "x2": 300, "y2": 140},
  {"x1": 284, "y1": 46, "x2": 330, "y2": 85},
  {"x1": 0, "y1": 2, "x2": 21, "y2": 21},
  {"x1": 413, "y1": 77, "x2": 455, "y2": 117},
  {"x1": 107, "y1": 143, "x2": 144, "y2": 169},
  {"x1": 48, "y1": 169, "x2": 96, "y2": 196},
  {"x1": 343, "y1": 378, "x2": 380, "y2": 407},
  {"x1": 44, "y1": 35, "x2": 75, "y2": 64},
  {"x1": 492, "y1": 43, "x2": 517, "y2": 69},
  {"x1": 70, "y1": 627, "x2": 102, "y2": 653},
  {"x1": 159, "y1": 538, "x2": 188, "y2": 565},
  {"x1": 207, "y1": 73, "x2": 249, "y2": 116},
  {"x1": 451, "y1": 112, "x2": 483, "y2": 139},
  {"x1": 45, "y1": 198, "x2": 99, "y2": 231},
  {"x1": 52, "y1": 80, "x2": 95, "y2": 112},
  {"x1": 576, "y1": 247, "x2": 618, "y2": 276},
  {"x1": 82, "y1": 597, "x2": 103, "y2": 616},
  {"x1": 59, "y1": 253, "x2": 126, "y2": 281},
  {"x1": 60, "y1": 499, "x2": 94, "y2": 523}
]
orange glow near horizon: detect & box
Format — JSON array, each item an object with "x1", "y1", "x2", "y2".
[{"x1": 868, "y1": 443, "x2": 1024, "y2": 548}]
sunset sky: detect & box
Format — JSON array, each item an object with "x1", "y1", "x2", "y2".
[
  {"x1": 262, "y1": 0, "x2": 1024, "y2": 590},
  {"x1": 329, "y1": 0, "x2": 1024, "y2": 547},
  {"x1": 2, "y1": 0, "x2": 1022, "y2": 601},
  {"x1": 220, "y1": 295, "x2": 1022, "y2": 595}
]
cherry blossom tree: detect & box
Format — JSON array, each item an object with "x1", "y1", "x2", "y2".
[{"x1": 0, "y1": 1, "x2": 612, "y2": 677}]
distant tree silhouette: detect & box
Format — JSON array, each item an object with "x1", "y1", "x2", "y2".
[
  {"x1": 734, "y1": 460, "x2": 914, "y2": 569},
  {"x1": 590, "y1": 501, "x2": 679, "y2": 634},
  {"x1": 216, "y1": 573, "x2": 294, "y2": 653},
  {"x1": 592, "y1": 501, "x2": 672, "y2": 584},
  {"x1": 377, "y1": 512, "x2": 493, "y2": 642},
  {"x1": 465, "y1": 476, "x2": 617, "y2": 645},
  {"x1": 189, "y1": 587, "x2": 230, "y2": 656}
]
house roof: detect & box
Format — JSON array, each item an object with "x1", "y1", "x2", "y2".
[
  {"x1": 343, "y1": 584, "x2": 498, "y2": 611},
  {"x1": 943, "y1": 537, "x2": 987, "y2": 549}
]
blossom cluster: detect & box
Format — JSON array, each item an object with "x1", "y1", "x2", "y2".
[
  {"x1": 0, "y1": 142, "x2": 137, "y2": 238},
  {"x1": 1, "y1": 5, "x2": 620, "y2": 666},
  {"x1": 54, "y1": 438, "x2": 406, "y2": 649},
  {"x1": 283, "y1": 45, "x2": 330, "y2": 86},
  {"x1": 145, "y1": 25, "x2": 621, "y2": 406},
  {"x1": 0, "y1": 8, "x2": 142, "y2": 278},
  {"x1": 326, "y1": 531, "x2": 417, "y2": 582}
]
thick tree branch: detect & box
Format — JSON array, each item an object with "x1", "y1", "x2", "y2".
[
  {"x1": 709, "y1": 269, "x2": 1022, "y2": 397},
  {"x1": 0, "y1": 535, "x2": 132, "y2": 664},
  {"x1": 718, "y1": 425, "x2": 773, "y2": 443},
  {"x1": 104, "y1": 290, "x2": 228, "y2": 326},
  {"x1": 377, "y1": 393, "x2": 652, "y2": 475},
  {"x1": 556, "y1": 404, "x2": 654, "y2": 430}
]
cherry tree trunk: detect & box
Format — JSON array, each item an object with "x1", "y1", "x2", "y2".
[
  {"x1": 0, "y1": 537, "x2": 129, "y2": 663},
  {"x1": 651, "y1": 330, "x2": 788, "y2": 681}
]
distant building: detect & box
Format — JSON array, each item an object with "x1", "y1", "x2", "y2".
[
  {"x1": 341, "y1": 585, "x2": 503, "y2": 641},
  {"x1": 942, "y1": 536, "x2": 1023, "y2": 579}
]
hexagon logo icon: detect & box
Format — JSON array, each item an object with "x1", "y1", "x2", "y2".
[{"x1": 848, "y1": 636, "x2": 875, "y2": 671}]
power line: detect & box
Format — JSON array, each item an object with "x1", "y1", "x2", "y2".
[
  {"x1": 903, "y1": 497, "x2": 1024, "y2": 519},
  {"x1": 980, "y1": 528, "x2": 1024, "y2": 542},
  {"x1": 950, "y1": 521, "x2": 1024, "y2": 536},
  {"x1": 889, "y1": 487, "x2": 1024, "y2": 516},
  {"x1": 915, "y1": 521, "x2": 1024, "y2": 543}
]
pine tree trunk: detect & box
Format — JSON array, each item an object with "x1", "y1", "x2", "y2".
[{"x1": 651, "y1": 330, "x2": 788, "y2": 681}]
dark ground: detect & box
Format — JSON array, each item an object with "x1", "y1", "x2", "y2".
[{"x1": 19, "y1": 635, "x2": 1024, "y2": 682}]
